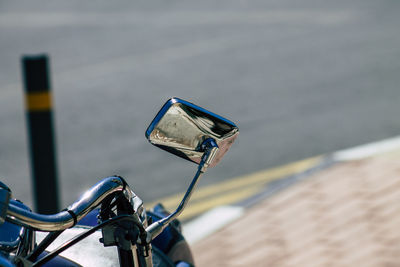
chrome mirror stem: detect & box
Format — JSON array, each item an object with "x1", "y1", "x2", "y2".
[{"x1": 145, "y1": 139, "x2": 219, "y2": 242}]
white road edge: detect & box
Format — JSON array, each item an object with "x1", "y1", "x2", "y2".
[
  {"x1": 183, "y1": 205, "x2": 244, "y2": 245},
  {"x1": 333, "y1": 135, "x2": 400, "y2": 161}
]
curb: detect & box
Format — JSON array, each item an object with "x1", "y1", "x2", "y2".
[
  {"x1": 332, "y1": 135, "x2": 400, "y2": 161},
  {"x1": 183, "y1": 135, "x2": 400, "y2": 244}
]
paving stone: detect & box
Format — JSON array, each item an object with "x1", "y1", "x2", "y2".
[{"x1": 192, "y1": 155, "x2": 400, "y2": 266}]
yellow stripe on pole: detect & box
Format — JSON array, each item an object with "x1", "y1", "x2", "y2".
[{"x1": 26, "y1": 92, "x2": 52, "y2": 111}]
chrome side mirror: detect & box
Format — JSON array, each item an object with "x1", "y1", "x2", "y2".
[
  {"x1": 144, "y1": 97, "x2": 239, "y2": 242},
  {"x1": 145, "y1": 97, "x2": 239, "y2": 168}
]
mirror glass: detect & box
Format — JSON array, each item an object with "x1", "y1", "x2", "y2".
[{"x1": 146, "y1": 98, "x2": 239, "y2": 168}]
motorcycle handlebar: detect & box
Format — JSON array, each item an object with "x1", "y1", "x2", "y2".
[{"x1": 5, "y1": 176, "x2": 129, "y2": 231}]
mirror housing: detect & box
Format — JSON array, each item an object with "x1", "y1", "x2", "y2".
[{"x1": 145, "y1": 97, "x2": 239, "y2": 168}]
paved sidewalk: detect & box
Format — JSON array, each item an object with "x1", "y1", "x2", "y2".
[{"x1": 191, "y1": 149, "x2": 400, "y2": 266}]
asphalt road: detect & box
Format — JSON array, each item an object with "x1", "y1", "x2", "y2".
[{"x1": 1, "y1": 0, "x2": 400, "y2": 210}]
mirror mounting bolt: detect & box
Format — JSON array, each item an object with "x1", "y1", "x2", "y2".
[{"x1": 199, "y1": 138, "x2": 219, "y2": 173}]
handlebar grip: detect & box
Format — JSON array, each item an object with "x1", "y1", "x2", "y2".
[{"x1": 0, "y1": 182, "x2": 11, "y2": 225}]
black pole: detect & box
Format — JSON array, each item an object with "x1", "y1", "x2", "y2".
[{"x1": 22, "y1": 55, "x2": 60, "y2": 214}]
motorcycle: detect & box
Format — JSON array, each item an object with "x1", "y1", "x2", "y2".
[{"x1": 0, "y1": 97, "x2": 239, "y2": 267}]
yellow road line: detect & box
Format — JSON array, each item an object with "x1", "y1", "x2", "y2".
[
  {"x1": 146, "y1": 156, "x2": 323, "y2": 220},
  {"x1": 178, "y1": 185, "x2": 264, "y2": 221}
]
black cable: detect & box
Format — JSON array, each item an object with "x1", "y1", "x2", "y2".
[
  {"x1": 32, "y1": 215, "x2": 145, "y2": 267},
  {"x1": 28, "y1": 192, "x2": 118, "y2": 262},
  {"x1": 27, "y1": 231, "x2": 64, "y2": 261}
]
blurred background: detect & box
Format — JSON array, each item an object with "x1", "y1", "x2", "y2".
[{"x1": 0, "y1": 0, "x2": 399, "y2": 212}]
